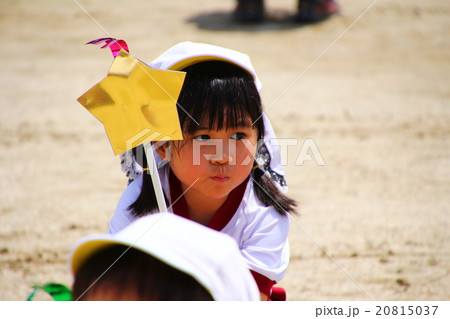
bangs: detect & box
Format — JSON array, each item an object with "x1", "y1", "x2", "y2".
[
  {"x1": 186, "y1": 79, "x2": 258, "y2": 133},
  {"x1": 176, "y1": 61, "x2": 265, "y2": 138}
]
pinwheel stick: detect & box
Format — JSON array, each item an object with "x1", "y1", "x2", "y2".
[{"x1": 143, "y1": 142, "x2": 168, "y2": 212}]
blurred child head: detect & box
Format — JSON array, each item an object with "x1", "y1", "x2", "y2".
[
  {"x1": 70, "y1": 213, "x2": 259, "y2": 301},
  {"x1": 72, "y1": 245, "x2": 213, "y2": 301}
]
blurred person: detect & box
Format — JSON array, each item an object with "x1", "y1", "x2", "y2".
[
  {"x1": 233, "y1": 0, "x2": 339, "y2": 23},
  {"x1": 70, "y1": 213, "x2": 260, "y2": 301}
]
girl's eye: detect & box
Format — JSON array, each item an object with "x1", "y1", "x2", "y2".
[
  {"x1": 194, "y1": 134, "x2": 210, "y2": 142},
  {"x1": 231, "y1": 132, "x2": 246, "y2": 140}
]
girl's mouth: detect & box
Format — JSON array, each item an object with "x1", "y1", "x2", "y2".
[{"x1": 211, "y1": 176, "x2": 229, "y2": 183}]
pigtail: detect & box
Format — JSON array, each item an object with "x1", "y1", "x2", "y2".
[
  {"x1": 128, "y1": 173, "x2": 159, "y2": 218},
  {"x1": 128, "y1": 146, "x2": 165, "y2": 218},
  {"x1": 252, "y1": 168, "x2": 298, "y2": 216}
]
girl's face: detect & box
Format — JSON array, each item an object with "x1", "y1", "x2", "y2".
[{"x1": 160, "y1": 121, "x2": 258, "y2": 201}]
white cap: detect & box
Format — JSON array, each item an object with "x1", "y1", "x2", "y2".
[
  {"x1": 149, "y1": 41, "x2": 262, "y2": 91},
  {"x1": 69, "y1": 213, "x2": 260, "y2": 301}
]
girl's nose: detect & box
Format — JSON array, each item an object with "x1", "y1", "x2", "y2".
[{"x1": 210, "y1": 140, "x2": 234, "y2": 165}]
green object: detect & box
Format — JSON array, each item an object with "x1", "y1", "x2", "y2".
[{"x1": 27, "y1": 283, "x2": 72, "y2": 301}]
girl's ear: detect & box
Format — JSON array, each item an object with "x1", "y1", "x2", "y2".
[{"x1": 154, "y1": 142, "x2": 170, "y2": 161}]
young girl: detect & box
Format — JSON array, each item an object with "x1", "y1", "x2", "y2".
[{"x1": 110, "y1": 42, "x2": 297, "y2": 300}]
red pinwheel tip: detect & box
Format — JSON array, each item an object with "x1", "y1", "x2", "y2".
[{"x1": 86, "y1": 38, "x2": 129, "y2": 58}]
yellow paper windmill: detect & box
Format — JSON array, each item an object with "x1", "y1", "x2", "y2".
[
  {"x1": 78, "y1": 47, "x2": 185, "y2": 155},
  {"x1": 78, "y1": 39, "x2": 185, "y2": 212}
]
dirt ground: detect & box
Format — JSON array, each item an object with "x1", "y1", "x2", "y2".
[{"x1": 0, "y1": 0, "x2": 449, "y2": 301}]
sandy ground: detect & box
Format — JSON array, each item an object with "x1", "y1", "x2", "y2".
[{"x1": 0, "y1": 0, "x2": 449, "y2": 301}]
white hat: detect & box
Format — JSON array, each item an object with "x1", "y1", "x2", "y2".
[
  {"x1": 69, "y1": 213, "x2": 260, "y2": 301},
  {"x1": 149, "y1": 41, "x2": 262, "y2": 91}
]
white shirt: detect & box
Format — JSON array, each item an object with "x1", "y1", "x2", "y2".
[{"x1": 109, "y1": 165, "x2": 290, "y2": 283}]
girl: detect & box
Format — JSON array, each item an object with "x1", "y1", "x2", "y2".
[{"x1": 110, "y1": 42, "x2": 297, "y2": 300}]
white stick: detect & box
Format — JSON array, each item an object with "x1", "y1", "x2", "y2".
[{"x1": 143, "y1": 142, "x2": 167, "y2": 212}]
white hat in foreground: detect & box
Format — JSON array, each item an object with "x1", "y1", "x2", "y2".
[{"x1": 69, "y1": 213, "x2": 259, "y2": 301}]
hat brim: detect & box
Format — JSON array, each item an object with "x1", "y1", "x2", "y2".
[
  {"x1": 70, "y1": 237, "x2": 131, "y2": 276},
  {"x1": 169, "y1": 55, "x2": 251, "y2": 74},
  {"x1": 149, "y1": 41, "x2": 262, "y2": 90}
]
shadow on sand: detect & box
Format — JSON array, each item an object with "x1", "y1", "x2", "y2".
[{"x1": 186, "y1": 9, "x2": 311, "y2": 32}]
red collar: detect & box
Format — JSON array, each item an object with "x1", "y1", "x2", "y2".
[{"x1": 169, "y1": 170, "x2": 248, "y2": 231}]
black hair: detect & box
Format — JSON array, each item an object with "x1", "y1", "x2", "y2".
[
  {"x1": 177, "y1": 61, "x2": 264, "y2": 138},
  {"x1": 130, "y1": 61, "x2": 297, "y2": 217},
  {"x1": 72, "y1": 245, "x2": 213, "y2": 301}
]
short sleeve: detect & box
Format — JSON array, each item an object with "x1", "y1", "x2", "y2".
[
  {"x1": 108, "y1": 176, "x2": 142, "y2": 234},
  {"x1": 240, "y1": 209, "x2": 290, "y2": 283}
]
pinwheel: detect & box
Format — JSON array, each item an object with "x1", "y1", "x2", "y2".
[
  {"x1": 78, "y1": 38, "x2": 185, "y2": 212},
  {"x1": 86, "y1": 38, "x2": 129, "y2": 58}
]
